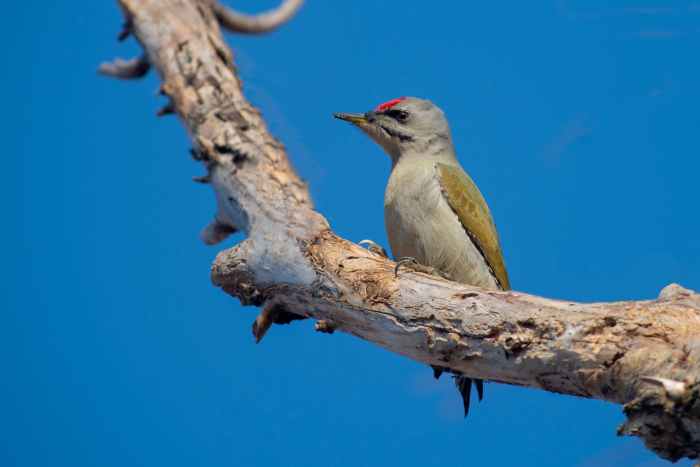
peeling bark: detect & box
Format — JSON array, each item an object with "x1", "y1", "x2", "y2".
[{"x1": 104, "y1": 0, "x2": 700, "y2": 462}]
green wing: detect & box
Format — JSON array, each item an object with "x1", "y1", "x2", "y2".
[{"x1": 435, "y1": 163, "x2": 510, "y2": 291}]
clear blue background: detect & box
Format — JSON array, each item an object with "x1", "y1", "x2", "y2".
[{"x1": 1, "y1": 0, "x2": 698, "y2": 465}]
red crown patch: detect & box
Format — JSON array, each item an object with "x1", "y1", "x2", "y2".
[{"x1": 375, "y1": 97, "x2": 406, "y2": 111}]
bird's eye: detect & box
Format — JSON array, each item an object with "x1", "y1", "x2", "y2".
[{"x1": 397, "y1": 112, "x2": 409, "y2": 121}]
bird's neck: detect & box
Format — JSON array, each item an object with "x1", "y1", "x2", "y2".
[{"x1": 390, "y1": 137, "x2": 458, "y2": 171}]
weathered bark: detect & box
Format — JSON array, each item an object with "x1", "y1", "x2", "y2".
[{"x1": 104, "y1": 0, "x2": 700, "y2": 462}]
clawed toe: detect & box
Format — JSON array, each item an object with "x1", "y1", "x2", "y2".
[
  {"x1": 394, "y1": 256, "x2": 452, "y2": 281},
  {"x1": 395, "y1": 257, "x2": 418, "y2": 276},
  {"x1": 359, "y1": 239, "x2": 389, "y2": 258}
]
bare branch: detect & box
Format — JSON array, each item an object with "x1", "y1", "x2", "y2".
[
  {"x1": 97, "y1": 55, "x2": 150, "y2": 79},
  {"x1": 106, "y1": 0, "x2": 700, "y2": 462},
  {"x1": 211, "y1": 0, "x2": 305, "y2": 34}
]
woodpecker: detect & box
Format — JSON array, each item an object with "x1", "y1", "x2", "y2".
[{"x1": 333, "y1": 97, "x2": 510, "y2": 418}]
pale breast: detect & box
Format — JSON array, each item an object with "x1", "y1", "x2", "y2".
[{"x1": 384, "y1": 160, "x2": 499, "y2": 289}]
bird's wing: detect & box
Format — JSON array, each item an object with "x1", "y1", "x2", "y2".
[{"x1": 435, "y1": 163, "x2": 510, "y2": 291}]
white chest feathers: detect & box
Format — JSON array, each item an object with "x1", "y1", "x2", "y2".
[{"x1": 383, "y1": 159, "x2": 499, "y2": 289}]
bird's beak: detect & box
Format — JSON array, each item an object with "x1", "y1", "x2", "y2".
[{"x1": 332, "y1": 113, "x2": 368, "y2": 123}]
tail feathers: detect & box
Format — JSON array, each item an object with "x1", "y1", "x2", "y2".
[
  {"x1": 474, "y1": 378, "x2": 484, "y2": 402},
  {"x1": 455, "y1": 376, "x2": 484, "y2": 418}
]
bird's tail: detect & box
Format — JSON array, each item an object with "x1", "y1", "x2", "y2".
[{"x1": 454, "y1": 377, "x2": 484, "y2": 418}]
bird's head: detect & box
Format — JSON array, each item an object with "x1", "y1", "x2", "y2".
[{"x1": 333, "y1": 96, "x2": 454, "y2": 161}]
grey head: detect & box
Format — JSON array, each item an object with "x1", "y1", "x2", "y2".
[{"x1": 333, "y1": 97, "x2": 455, "y2": 163}]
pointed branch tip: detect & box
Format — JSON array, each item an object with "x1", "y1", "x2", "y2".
[
  {"x1": 156, "y1": 102, "x2": 175, "y2": 117},
  {"x1": 192, "y1": 175, "x2": 211, "y2": 184},
  {"x1": 199, "y1": 218, "x2": 238, "y2": 245},
  {"x1": 253, "y1": 301, "x2": 281, "y2": 344},
  {"x1": 213, "y1": 0, "x2": 305, "y2": 34},
  {"x1": 117, "y1": 22, "x2": 133, "y2": 41}
]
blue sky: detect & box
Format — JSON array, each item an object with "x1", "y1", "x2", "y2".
[{"x1": 1, "y1": 0, "x2": 699, "y2": 465}]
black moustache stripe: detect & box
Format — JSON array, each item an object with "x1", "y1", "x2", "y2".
[{"x1": 379, "y1": 125, "x2": 414, "y2": 142}]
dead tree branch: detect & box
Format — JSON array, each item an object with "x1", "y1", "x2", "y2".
[
  {"x1": 97, "y1": 55, "x2": 150, "y2": 79},
  {"x1": 103, "y1": 0, "x2": 700, "y2": 462},
  {"x1": 211, "y1": 0, "x2": 305, "y2": 34}
]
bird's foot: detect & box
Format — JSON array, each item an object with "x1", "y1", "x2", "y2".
[
  {"x1": 394, "y1": 257, "x2": 452, "y2": 281},
  {"x1": 359, "y1": 239, "x2": 389, "y2": 258}
]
